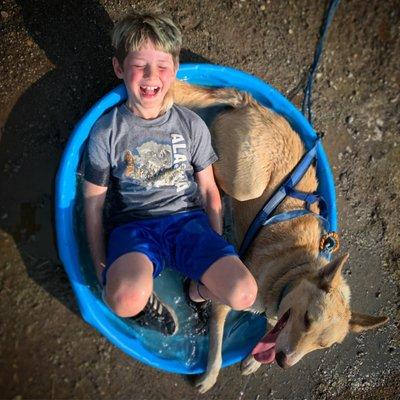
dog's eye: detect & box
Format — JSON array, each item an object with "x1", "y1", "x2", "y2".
[{"x1": 304, "y1": 311, "x2": 312, "y2": 329}]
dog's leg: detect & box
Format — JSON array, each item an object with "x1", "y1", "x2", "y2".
[
  {"x1": 195, "y1": 302, "x2": 231, "y2": 394},
  {"x1": 212, "y1": 105, "x2": 277, "y2": 202},
  {"x1": 173, "y1": 81, "x2": 280, "y2": 202},
  {"x1": 240, "y1": 354, "x2": 262, "y2": 376}
]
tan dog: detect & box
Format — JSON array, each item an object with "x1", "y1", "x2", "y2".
[{"x1": 172, "y1": 81, "x2": 388, "y2": 393}]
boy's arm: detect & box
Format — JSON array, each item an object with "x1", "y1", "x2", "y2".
[
  {"x1": 195, "y1": 165, "x2": 223, "y2": 235},
  {"x1": 83, "y1": 179, "x2": 108, "y2": 285}
]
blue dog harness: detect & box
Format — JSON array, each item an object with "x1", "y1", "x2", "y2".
[{"x1": 238, "y1": 135, "x2": 339, "y2": 261}]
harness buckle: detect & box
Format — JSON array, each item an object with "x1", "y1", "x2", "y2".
[{"x1": 319, "y1": 231, "x2": 340, "y2": 253}]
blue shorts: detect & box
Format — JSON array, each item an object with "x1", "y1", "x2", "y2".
[{"x1": 103, "y1": 210, "x2": 237, "y2": 286}]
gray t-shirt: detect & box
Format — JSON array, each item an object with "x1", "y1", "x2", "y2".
[{"x1": 84, "y1": 103, "x2": 218, "y2": 228}]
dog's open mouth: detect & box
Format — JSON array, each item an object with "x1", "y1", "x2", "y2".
[{"x1": 251, "y1": 309, "x2": 290, "y2": 364}]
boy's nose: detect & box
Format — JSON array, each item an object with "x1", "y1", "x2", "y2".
[{"x1": 144, "y1": 64, "x2": 157, "y2": 79}]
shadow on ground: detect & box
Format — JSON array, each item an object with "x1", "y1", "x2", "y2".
[{"x1": 0, "y1": 0, "x2": 210, "y2": 316}]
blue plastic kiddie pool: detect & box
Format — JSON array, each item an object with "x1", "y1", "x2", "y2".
[{"x1": 55, "y1": 64, "x2": 337, "y2": 374}]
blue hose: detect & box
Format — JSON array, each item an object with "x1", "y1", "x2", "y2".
[{"x1": 302, "y1": 0, "x2": 341, "y2": 124}]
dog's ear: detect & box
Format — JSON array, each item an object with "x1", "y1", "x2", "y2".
[
  {"x1": 318, "y1": 253, "x2": 349, "y2": 292},
  {"x1": 349, "y1": 312, "x2": 389, "y2": 332}
]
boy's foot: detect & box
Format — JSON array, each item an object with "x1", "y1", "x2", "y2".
[
  {"x1": 102, "y1": 290, "x2": 178, "y2": 336},
  {"x1": 183, "y1": 278, "x2": 211, "y2": 335},
  {"x1": 133, "y1": 292, "x2": 179, "y2": 336},
  {"x1": 188, "y1": 279, "x2": 209, "y2": 303}
]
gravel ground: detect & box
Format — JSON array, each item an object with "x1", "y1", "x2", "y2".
[{"x1": 0, "y1": 0, "x2": 399, "y2": 399}]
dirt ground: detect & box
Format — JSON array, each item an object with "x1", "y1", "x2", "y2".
[{"x1": 0, "y1": 0, "x2": 399, "y2": 399}]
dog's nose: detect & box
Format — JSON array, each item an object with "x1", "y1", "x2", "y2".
[{"x1": 275, "y1": 351, "x2": 288, "y2": 369}]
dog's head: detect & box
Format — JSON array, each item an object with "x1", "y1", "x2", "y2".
[{"x1": 269, "y1": 254, "x2": 388, "y2": 368}]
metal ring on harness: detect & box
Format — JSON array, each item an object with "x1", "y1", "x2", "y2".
[{"x1": 319, "y1": 231, "x2": 340, "y2": 253}]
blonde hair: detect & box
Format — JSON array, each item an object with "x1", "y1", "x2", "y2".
[{"x1": 112, "y1": 11, "x2": 182, "y2": 65}]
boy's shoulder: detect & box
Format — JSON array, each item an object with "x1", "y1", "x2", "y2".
[{"x1": 90, "y1": 105, "x2": 121, "y2": 134}]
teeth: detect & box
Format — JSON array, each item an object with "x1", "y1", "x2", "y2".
[{"x1": 141, "y1": 86, "x2": 159, "y2": 90}]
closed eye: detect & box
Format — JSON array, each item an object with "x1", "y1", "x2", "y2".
[
  {"x1": 304, "y1": 311, "x2": 312, "y2": 330},
  {"x1": 322, "y1": 339, "x2": 337, "y2": 348}
]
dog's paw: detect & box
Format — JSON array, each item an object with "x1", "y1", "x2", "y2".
[
  {"x1": 240, "y1": 354, "x2": 261, "y2": 375},
  {"x1": 194, "y1": 372, "x2": 218, "y2": 394}
]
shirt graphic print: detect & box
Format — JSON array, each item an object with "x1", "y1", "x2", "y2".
[{"x1": 123, "y1": 134, "x2": 189, "y2": 193}]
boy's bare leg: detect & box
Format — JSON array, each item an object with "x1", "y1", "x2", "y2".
[
  {"x1": 189, "y1": 255, "x2": 257, "y2": 311},
  {"x1": 103, "y1": 252, "x2": 153, "y2": 318}
]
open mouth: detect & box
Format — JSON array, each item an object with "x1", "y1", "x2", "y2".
[
  {"x1": 251, "y1": 309, "x2": 291, "y2": 364},
  {"x1": 140, "y1": 85, "x2": 160, "y2": 97}
]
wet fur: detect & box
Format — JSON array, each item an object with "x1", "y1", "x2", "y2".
[{"x1": 172, "y1": 80, "x2": 388, "y2": 393}]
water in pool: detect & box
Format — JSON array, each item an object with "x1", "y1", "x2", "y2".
[{"x1": 74, "y1": 176, "x2": 266, "y2": 370}]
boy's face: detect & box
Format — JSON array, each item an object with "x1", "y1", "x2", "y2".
[{"x1": 113, "y1": 40, "x2": 177, "y2": 118}]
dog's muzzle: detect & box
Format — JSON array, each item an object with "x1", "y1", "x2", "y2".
[{"x1": 251, "y1": 309, "x2": 291, "y2": 364}]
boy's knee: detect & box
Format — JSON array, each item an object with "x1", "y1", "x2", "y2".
[
  {"x1": 105, "y1": 286, "x2": 150, "y2": 318},
  {"x1": 229, "y1": 275, "x2": 258, "y2": 311}
]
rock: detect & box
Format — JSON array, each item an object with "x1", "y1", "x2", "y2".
[{"x1": 372, "y1": 127, "x2": 383, "y2": 141}]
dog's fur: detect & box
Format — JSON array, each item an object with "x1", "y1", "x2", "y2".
[{"x1": 172, "y1": 80, "x2": 388, "y2": 393}]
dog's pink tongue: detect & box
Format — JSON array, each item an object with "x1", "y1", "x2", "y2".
[
  {"x1": 251, "y1": 310, "x2": 290, "y2": 364},
  {"x1": 251, "y1": 332, "x2": 277, "y2": 363}
]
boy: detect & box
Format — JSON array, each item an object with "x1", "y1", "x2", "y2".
[{"x1": 83, "y1": 11, "x2": 257, "y2": 336}]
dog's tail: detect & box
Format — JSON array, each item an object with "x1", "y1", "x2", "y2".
[{"x1": 172, "y1": 80, "x2": 254, "y2": 109}]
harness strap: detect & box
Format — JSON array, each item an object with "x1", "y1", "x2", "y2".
[
  {"x1": 283, "y1": 141, "x2": 319, "y2": 189},
  {"x1": 285, "y1": 187, "x2": 320, "y2": 209},
  {"x1": 239, "y1": 140, "x2": 320, "y2": 258},
  {"x1": 261, "y1": 209, "x2": 330, "y2": 231}
]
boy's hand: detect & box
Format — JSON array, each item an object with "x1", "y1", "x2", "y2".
[
  {"x1": 195, "y1": 165, "x2": 222, "y2": 234},
  {"x1": 83, "y1": 180, "x2": 108, "y2": 287}
]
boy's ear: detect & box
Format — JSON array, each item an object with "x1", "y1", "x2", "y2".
[{"x1": 112, "y1": 57, "x2": 124, "y2": 79}]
